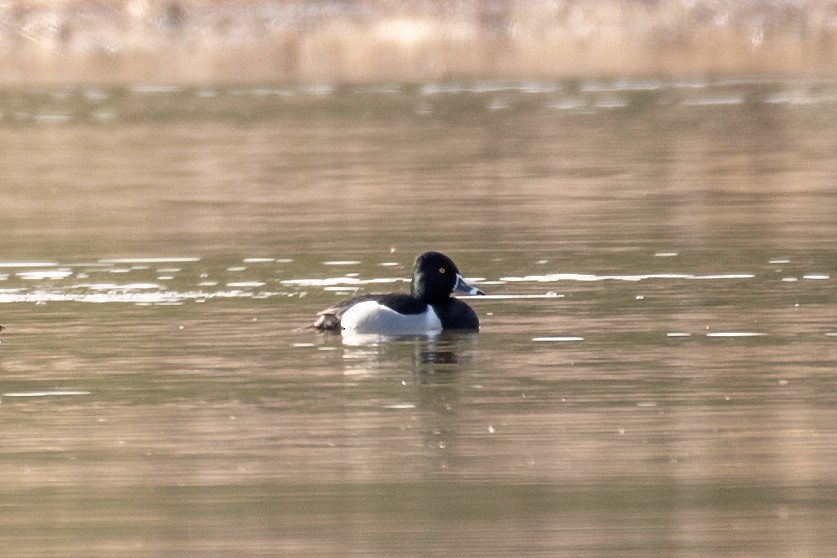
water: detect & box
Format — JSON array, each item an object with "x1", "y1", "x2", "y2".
[{"x1": 2, "y1": 79, "x2": 837, "y2": 556}]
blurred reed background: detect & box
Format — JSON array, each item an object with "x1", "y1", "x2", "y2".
[{"x1": 1, "y1": 0, "x2": 836, "y2": 85}]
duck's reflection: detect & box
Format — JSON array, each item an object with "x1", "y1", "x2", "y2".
[
  {"x1": 417, "y1": 347, "x2": 461, "y2": 365},
  {"x1": 336, "y1": 332, "x2": 480, "y2": 475},
  {"x1": 339, "y1": 331, "x2": 479, "y2": 377}
]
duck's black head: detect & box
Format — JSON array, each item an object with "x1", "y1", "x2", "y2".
[{"x1": 411, "y1": 251, "x2": 484, "y2": 304}]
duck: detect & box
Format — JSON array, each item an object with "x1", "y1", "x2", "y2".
[{"x1": 313, "y1": 251, "x2": 485, "y2": 335}]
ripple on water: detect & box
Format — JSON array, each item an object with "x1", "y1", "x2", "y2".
[
  {"x1": 706, "y1": 332, "x2": 767, "y2": 338},
  {"x1": 500, "y1": 273, "x2": 755, "y2": 282},
  {"x1": 16, "y1": 269, "x2": 73, "y2": 280},
  {"x1": 2, "y1": 390, "x2": 91, "y2": 398},
  {"x1": 0, "y1": 257, "x2": 292, "y2": 304},
  {"x1": 98, "y1": 257, "x2": 201, "y2": 264}
]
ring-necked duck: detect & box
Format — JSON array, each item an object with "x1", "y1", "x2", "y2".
[{"x1": 313, "y1": 251, "x2": 484, "y2": 335}]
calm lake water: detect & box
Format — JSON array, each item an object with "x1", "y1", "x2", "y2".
[{"x1": 2, "y1": 78, "x2": 837, "y2": 556}]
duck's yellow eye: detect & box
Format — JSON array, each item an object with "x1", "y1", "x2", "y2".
[{"x1": 438, "y1": 267, "x2": 446, "y2": 274}]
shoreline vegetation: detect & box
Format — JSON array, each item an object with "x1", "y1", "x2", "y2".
[{"x1": 2, "y1": 0, "x2": 837, "y2": 85}]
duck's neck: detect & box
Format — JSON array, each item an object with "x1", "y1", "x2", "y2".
[{"x1": 412, "y1": 282, "x2": 450, "y2": 305}]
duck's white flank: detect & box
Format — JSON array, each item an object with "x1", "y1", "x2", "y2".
[{"x1": 340, "y1": 300, "x2": 442, "y2": 335}]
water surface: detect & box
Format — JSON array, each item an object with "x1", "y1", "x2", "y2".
[{"x1": 2, "y1": 79, "x2": 837, "y2": 556}]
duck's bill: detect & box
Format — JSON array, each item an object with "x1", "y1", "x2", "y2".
[{"x1": 454, "y1": 274, "x2": 485, "y2": 296}]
